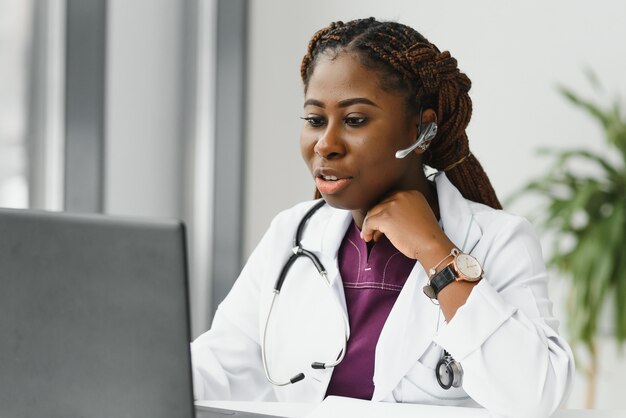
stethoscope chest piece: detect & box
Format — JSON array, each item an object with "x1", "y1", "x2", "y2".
[{"x1": 436, "y1": 350, "x2": 463, "y2": 389}]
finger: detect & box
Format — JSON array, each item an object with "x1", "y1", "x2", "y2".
[
  {"x1": 372, "y1": 230, "x2": 384, "y2": 242},
  {"x1": 361, "y1": 212, "x2": 386, "y2": 242},
  {"x1": 368, "y1": 191, "x2": 403, "y2": 213},
  {"x1": 376, "y1": 190, "x2": 403, "y2": 206},
  {"x1": 363, "y1": 202, "x2": 387, "y2": 219},
  {"x1": 360, "y1": 224, "x2": 375, "y2": 242},
  {"x1": 360, "y1": 213, "x2": 378, "y2": 242}
]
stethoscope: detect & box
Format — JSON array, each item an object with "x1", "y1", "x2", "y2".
[
  {"x1": 261, "y1": 199, "x2": 349, "y2": 386},
  {"x1": 434, "y1": 311, "x2": 463, "y2": 389},
  {"x1": 261, "y1": 198, "x2": 463, "y2": 390}
]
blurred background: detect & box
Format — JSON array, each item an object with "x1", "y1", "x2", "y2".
[{"x1": 1, "y1": 0, "x2": 624, "y2": 409}]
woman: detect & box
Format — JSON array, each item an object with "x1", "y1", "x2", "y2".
[{"x1": 192, "y1": 18, "x2": 574, "y2": 417}]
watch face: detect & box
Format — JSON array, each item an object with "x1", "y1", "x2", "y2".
[{"x1": 454, "y1": 253, "x2": 482, "y2": 280}]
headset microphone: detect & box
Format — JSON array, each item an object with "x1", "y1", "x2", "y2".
[{"x1": 395, "y1": 122, "x2": 438, "y2": 159}]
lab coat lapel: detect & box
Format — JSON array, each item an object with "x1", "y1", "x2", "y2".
[
  {"x1": 298, "y1": 204, "x2": 352, "y2": 282},
  {"x1": 321, "y1": 208, "x2": 353, "y2": 286},
  {"x1": 371, "y1": 263, "x2": 439, "y2": 401},
  {"x1": 299, "y1": 205, "x2": 353, "y2": 326},
  {"x1": 371, "y1": 173, "x2": 483, "y2": 401},
  {"x1": 435, "y1": 173, "x2": 482, "y2": 253}
]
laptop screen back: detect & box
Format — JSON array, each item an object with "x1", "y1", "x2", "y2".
[{"x1": 0, "y1": 208, "x2": 194, "y2": 418}]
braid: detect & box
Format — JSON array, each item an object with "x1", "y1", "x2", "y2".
[
  {"x1": 416, "y1": 51, "x2": 502, "y2": 209},
  {"x1": 302, "y1": 18, "x2": 502, "y2": 209},
  {"x1": 301, "y1": 18, "x2": 377, "y2": 86}
]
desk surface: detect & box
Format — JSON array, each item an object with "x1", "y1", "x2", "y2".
[{"x1": 196, "y1": 398, "x2": 626, "y2": 418}]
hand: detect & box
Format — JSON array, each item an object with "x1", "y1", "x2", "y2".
[
  {"x1": 360, "y1": 190, "x2": 455, "y2": 268},
  {"x1": 362, "y1": 190, "x2": 477, "y2": 320}
]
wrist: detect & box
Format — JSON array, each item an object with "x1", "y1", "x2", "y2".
[
  {"x1": 416, "y1": 239, "x2": 456, "y2": 274},
  {"x1": 437, "y1": 279, "x2": 479, "y2": 299},
  {"x1": 437, "y1": 280, "x2": 479, "y2": 321}
]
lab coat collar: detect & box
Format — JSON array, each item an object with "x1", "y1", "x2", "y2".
[
  {"x1": 434, "y1": 172, "x2": 483, "y2": 253},
  {"x1": 299, "y1": 205, "x2": 352, "y2": 288}
]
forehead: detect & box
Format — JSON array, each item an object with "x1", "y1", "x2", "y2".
[{"x1": 305, "y1": 52, "x2": 401, "y2": 105}]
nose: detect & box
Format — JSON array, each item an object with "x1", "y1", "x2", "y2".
[{"x1": 314, "y1": 124, "x2": 346, "y2": 160}]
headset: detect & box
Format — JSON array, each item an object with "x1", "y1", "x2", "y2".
[{"x1": 395, "y1": 110, "x2": 438, "y2": 159}]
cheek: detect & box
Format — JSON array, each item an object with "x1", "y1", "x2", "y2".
[
  {"x1": 359, "y1": 137, "x2": 395, "y2": 164},
  {"x1": 299, "y1": 131, "x2": 316, "y2": 167}
]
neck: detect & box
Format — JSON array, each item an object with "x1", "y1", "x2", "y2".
[{"x1": 351, "y1": 174, "x2": 439, "y2": 230}]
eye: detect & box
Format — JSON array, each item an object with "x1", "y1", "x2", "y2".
[
  {"x1": 300, "y1": 116, "x2": 326, "y2": 128},
  {"x1": 344, "y1": 116, "x2": 367, "y2": 127}
]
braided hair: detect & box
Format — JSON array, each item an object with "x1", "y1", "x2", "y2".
[{"x1": 301, "y1": 18, "x2": 502, "y2": 209}]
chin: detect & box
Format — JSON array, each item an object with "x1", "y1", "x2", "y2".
[
  {"x1": 319, "y1": 194, "x2": 349, "y2": 210},
  {"x1": 319, "y1": 193, "x2": 369, "y2": 212}
]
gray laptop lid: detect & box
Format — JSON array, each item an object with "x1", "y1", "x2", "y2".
[{"x1": 0, "y1": 208, "x2": 194, "y2": 418}]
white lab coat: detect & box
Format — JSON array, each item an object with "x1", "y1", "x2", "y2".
[{"x1": 191, "y1": 173, "x2": 574, "y2": 418}]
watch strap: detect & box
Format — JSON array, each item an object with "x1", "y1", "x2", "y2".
[{"x1": 427, "y1": 265, "x2": 456, "y2": 298}]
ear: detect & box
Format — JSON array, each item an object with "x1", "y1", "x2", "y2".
[{"x1": 421, "y1": 108, "x2": 437, "y2": 126}]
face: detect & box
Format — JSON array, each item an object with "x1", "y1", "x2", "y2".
[{"x1": 301, "y1": 52, "x2": 422, "y2": 213}]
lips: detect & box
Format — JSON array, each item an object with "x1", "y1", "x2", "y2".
[{"x1": 314, "y1": 168, "x2": 352, "y2": 195}]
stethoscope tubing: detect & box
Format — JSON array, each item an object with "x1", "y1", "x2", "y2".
[{"x1": 261, "y1": 199, "x2": 349, "y2": 386}]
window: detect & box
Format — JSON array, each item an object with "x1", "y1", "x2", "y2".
[{"x1": 0, "y1": 0, "x2": 33, "y2": 208}]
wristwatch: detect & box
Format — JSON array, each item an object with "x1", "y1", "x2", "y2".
[{"x1": 423, "y1": 251, "x2": 483, "y2": 299}]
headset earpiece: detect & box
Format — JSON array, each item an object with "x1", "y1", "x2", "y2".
[
  {"x1": 394, "y1": 122, "x2": 438, "y2": 159},
  {"x1": 415, "y1": 122, "x2": 437, "y2": 151}
]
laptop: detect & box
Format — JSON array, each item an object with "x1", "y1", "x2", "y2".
[{"x1": 0, "y1": 208, "x2": 282, "y2": 418}]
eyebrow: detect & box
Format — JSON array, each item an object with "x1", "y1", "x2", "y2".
[{"x1": 303, "y1": 97, "x2": 381, "y2": 109}]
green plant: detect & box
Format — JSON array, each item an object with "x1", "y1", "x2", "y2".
[{"x1": 512, "y1": 73, "x2": 626, "y2": 408}]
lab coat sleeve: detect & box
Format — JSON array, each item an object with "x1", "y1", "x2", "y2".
[
  {"x1": 191, "y1": 214, "x2": 285, "y2": 401},
  {"x1": 433, "y1": 216, "x2": 575, "y2": 418}
]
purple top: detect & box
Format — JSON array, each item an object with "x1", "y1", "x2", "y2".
[{"x1": 325, "y1": 221, "x2": 416, "y2": 400}]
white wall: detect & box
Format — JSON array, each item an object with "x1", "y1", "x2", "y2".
[{"x1": 245, "y1": 0, "x2": 626, "y2": 409}]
